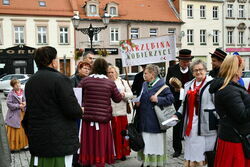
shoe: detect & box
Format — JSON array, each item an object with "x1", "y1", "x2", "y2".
[
  {"x1": 121, "y1": 156, "x2": 126, "y2": 161},
  {"x1": 172, "y1": 151, "x2": 181, "y2": 158}
]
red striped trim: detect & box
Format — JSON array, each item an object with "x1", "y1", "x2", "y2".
[{"x1": 214, "y1": 51, "x2": 226, "y2": 59}]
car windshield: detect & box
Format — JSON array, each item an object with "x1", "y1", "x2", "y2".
[
  {"x1": 120, "y1": 74, "x2": 135, "y2": 81},
  {"x1": 1, "y1": 75, "x2": 12, "y2": 81},
  {"x1": 242, "y1": 71, "x2": 250, "y2": 78}
]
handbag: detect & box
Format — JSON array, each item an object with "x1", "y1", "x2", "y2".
[
  {"x1": 154, "y1": 85, "x2": 176, "y2": 130},
  {"x1": 122, "y1": 109, "x2": 144, "y2": 152},
  {"x1": 232, "y1": 127, "x2": 250, "y2": 159}
]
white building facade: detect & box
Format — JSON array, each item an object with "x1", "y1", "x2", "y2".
[
  {"x1": 178, "y1": 0, "x2": 224, "y2": 70},
  {"x1": 223, "y1": 0, "x2": 250, "y2": 70}
]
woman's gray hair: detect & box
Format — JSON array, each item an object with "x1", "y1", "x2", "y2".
[
  {"x1": 190, "y1": 59, "x2": 207, "y2": 73},
  {"x1": 108, "y1": 65, "x2": 120, "y2": 78},
  {"x1": 145, "y1": 64, "x2": 160, "y2": 78}
]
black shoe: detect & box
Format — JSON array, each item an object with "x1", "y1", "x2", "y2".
[
  {"x1": 172, "y1": 151, "x2": 181, "y2": 158},
  {"x1": 121, "y1": 156, "x2": 126, "y2": 161}
]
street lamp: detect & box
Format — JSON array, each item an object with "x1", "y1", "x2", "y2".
[{"x1": 72, "y1": 12, "x2": 111, "y2": 52}]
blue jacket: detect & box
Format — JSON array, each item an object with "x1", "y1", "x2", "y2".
[{"x1": 139, "y1": 78, "x2": 174, "y2": 133}]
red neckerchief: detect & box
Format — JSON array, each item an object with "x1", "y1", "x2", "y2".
[
  {"x1": 15, "y1": 89, "x2": 23, "y2": 97},
  {"x1": 185, "y1": 77, "x2": 206, "y2": 136}
]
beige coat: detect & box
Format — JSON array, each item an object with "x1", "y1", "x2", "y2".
[{"x1": 112, "y1": 78, "x2": 133, "y2": 116}]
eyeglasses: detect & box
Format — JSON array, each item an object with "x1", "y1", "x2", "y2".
[{"x1": 193, "y1": 68, "x2": 204, "y2": 73}]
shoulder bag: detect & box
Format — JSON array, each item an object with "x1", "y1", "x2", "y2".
[{"x1": 154, "y1": 85, "x2": 176, "y2": 130}]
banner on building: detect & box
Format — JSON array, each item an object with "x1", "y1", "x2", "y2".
[{"x1": 119, "y1": 35, "x2": 176, "y2": 67}]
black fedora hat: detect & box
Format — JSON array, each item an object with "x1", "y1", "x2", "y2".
[
  {"x1": 209, "y1": 48, "x2": 227, "y2": 61},
  {"x1": 176, "y1": 49, "x2": 194, "y2": 60}
]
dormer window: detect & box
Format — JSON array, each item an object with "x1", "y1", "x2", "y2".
[
  {"x1": 39, "y1": 1, "x2": 46, "y2": 7},
  {"x1": 110, "y1": 7, "x2": 117, "y2": 16},
  {"x1": 3, "y1": 0, "x2": 10, "y2": 5},
  {"x1": 89, "y1": 4, "x2": 97, "y2": 15}
]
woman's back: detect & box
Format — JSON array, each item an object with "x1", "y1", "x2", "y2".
[{"x1": 79, "y1": 75, "x2": 122, "y2": 123}]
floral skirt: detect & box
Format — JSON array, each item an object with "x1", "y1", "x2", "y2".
[
  {"x1": 6, "y1": 111, "x2": 28, "y2": 151},
  {"x1": 214, "y1": 138, "x2": 250, "y2": 167},
  {"x1": 111, "y1": 116, "x2": 130, "y2": 159},
  {"x1": 79, "y1": 121, "x2": 115, "y2": 167}
]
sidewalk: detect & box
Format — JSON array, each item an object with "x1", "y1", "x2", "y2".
[{"x1": 1, "y1": 93, "x2": 185, "y2": 167}]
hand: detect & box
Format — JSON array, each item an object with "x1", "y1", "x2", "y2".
[
  {"x1": 21, "y1": 102, "x2": 26, "y2": 107},
  {"x1": 172, "y1": 115, "x2": 178, "y2": 119},
  {"x1": 120, "y1": 92, "x2": 125, "y2": 98},
  {"x1": 135, "y1": 102, "x2": 140, "y2": 107},
  {"x1": 150, "y1": 95, "x2": 158, "y2": 103},
  {"x1": 20, "y1": 104, "x2": 25, "y2": 110},
  {"x1": 174, "y1": 88, "x2": 181, "y2": 92},
  {"x1": 81, "y1": 107, "x2": 84, "y2": 114}
]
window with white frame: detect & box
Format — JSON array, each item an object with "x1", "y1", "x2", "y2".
[
  {"x1": 149, "y1": 28, "x2": 157, "y2": 37},
  {"x1": 239, "y1": 5, "x2": 244, "y2": 18},
  {"x1": 14, "y1": 26, "x2": 25, "y2": 44},
  {"x1": 187, "y1": 29, "x2": 193, "y2": 43},
  {"x1": 227, "y1": 4, "x2": 233, "y2": 17},
  {"x1": 131, "y1": 28, "x2": 139, "y2": 39},
  {"x1": 92, "y1": 34, "x2": 99, "y2": 42},
  {"x1": 168, "y1": 28, "x2": 176, "y2": 34},
  {"x1": 227, "y1": 30, "x2": 233, "y2": 44},
  {"x1": 2, "y1": 0, "x2": 9, "y2": 5},
  {"x1": 187, "y1": 5, "x2": 193, "y2": 18},
  {"x1": 200, "y1": 5, "x2": 206, "y2": 18},
  {"x1": 59, "y1": 27, "x2": 69, "y2": 44},
  {"x1": 213, "y1": 30, "x2": 219, "y2": 44},
  {"x1": 89, "y1": 4, "x2": 97, "y2": 15},
  {"x1": 37, "y1": 26, "x2": 47, "y2": 44},
  {"x1": 239, "y1": 31, "x2": 244, "y2": 44},
  {"x1": 110, "y1": 28, "x2": 119, "y2": 42},
  {"x1": 110, "y1": 7, "x2": 117, "y2": 16},
  {"x1": 213, "y1": 6, "x2": 218, "y2": 19},
  {"x1": 200, "y1": 30, "x2": 206, "y2": 44}
]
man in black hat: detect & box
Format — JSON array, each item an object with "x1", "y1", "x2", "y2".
[
  {"x1": 166, "y1": 49, "x2": 194, "y2": 157},
  {"x1": 209, "y1": 48, "x2": 227, "y2": 78}
]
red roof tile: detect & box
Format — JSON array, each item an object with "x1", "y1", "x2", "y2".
[
  {"x1": 0, "y1": 0, "x2": 76, "y2": 17},
  {"x1": 78, "y1": 0, "x2": 182, "y2": 23}
]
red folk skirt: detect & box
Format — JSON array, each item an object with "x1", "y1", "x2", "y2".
[
  {"x1": 111, "y1": 116, "x2": 130, "y2": 159},
  {"x1": 79, "y1": 121, "x2": 115, "y2": 167},
  {"x1": 214, "y1": 138, "x2": 250, "y2": 167}
]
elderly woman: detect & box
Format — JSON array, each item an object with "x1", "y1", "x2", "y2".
[
  {"x1": 174, "y1": 59, "x2": 217, "y2": 167},
  {"x1": 71, "y1": 61, "x2": 91, "y2": 88},
  {"x1": 137, "y1": 64, "x2": 174, "y2": 167},
  {"x1": 78, "y1": 58, "x2": 122, "y2": 167},
  {"x1": 23, "y1": 46, "x2": 83, "y2": 167},
  {"x1": 107, "y1": 65, "x2": 133, "y2": 161},
  {"x1": 209, "y1": 55, "x2": 250, "y2": 167},
  {"x1": 5, "y1": 79, "x2": 28, "y2": 152}
]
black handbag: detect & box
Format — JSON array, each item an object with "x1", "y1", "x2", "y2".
[
  {"x1": 122, "y1": 109, "x2": 144, "y2": 152},
  {"x1": 232, "y1": 127, "x2": 250, "y2": 159}
]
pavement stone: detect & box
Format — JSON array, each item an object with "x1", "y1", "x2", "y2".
[{"x1": 1, "y1": 93, "x2": 186, "y2": 167}]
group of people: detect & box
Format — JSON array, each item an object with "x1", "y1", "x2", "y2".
[{"x1": 1, "y1": 45, "x2": 250, "y2": 167}]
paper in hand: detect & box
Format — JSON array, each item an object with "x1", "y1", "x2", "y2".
[{"x1": 162, "y1": 117, "x2": 179, "y2": 127}]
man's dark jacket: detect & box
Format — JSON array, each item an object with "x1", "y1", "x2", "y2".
[
  {"x1": 165, "y1": 64, "x2": 193, "y2": 109},
  {"x1": 23, "y1": 67, "x2": 82, "y2": 157},
  {"x1": 132, "y1": 71, "x2": 144, "y2": 96}
]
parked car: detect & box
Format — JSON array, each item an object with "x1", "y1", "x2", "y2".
[
  {"x1": 119, "y1": 73, "x2": 137, "y2": 86},
  {"x1": 242, "y1": 71, "x2": 250, "y2": 89},
  {"x1": 0, "y1": 74, "x2": 30, "y2": 92},
  {"x1": 3, "y1": 79, "x2": 28, "y2": 97}
]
